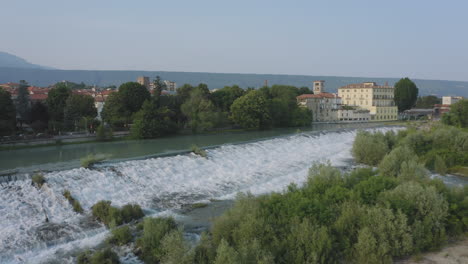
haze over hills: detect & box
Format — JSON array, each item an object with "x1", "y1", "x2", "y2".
[{"x1": 0, "y1": 52, "x2": 467, "y2": 97}]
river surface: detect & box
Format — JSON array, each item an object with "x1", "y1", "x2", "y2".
[{"x1": 1, "y1": 124, "x2": 466, "y2": 264}]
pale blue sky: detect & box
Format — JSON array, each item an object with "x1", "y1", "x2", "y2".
[{"x1": 2, "y1": 0, "x2": 467, "y2": 81}]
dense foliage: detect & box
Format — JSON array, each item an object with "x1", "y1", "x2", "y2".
[
  {"x1": 0, "y1": 87, "x2": 16, "y2": 136},
  {"x1": 63, "y1": 94, "x2": 97, "y2": 130},
  {"x1": 394, "y1": 78, "x2": 419, "y2": 112},
  {"x1": 131, "y1": 100, "x2": 178, "y2": 139},
  {"x1": 353, "y1": 125, "x2": 468, "y2": 176},
  {"x1": 442, "y1": 99, "x2": 468, "y2": 128},
  {"x1": 230, "y1": 90, "x2": 272, "y2": 129},
  {"x1": 414, "y1": 95, "x2": 441, "y2": 109},
  {"x1": 102, "y1": 82, "x2": 150, "y2": 128},
  {"x1": 91, "y1": 201, "x2": 144, "y2": 228},
  {"x1": 16, "y1": 80, "x2": 30, "y2": 122},
  {"x1": 46, "y1": 83, "x2": 72, "y2": 125}
]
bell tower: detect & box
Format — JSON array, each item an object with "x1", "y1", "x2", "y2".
[{"x1": 313, "y1": 80, "x2": 325, "y2": 94}]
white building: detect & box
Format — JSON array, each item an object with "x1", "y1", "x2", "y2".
[{"x1": 442, "y1": 96, "x2": 463, "y2": 105}]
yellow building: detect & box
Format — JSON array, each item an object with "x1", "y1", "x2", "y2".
[{"x1": 338, "y1": 82, "x2": 398, "y2": 121}]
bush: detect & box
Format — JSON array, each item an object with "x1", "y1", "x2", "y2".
[
  {"x1": 81, "y1": 153, "x2": 109, "y2": 168},
  {"x1": 63, "y1": 189, "x2": 84, "y2": 213},
  {"x1": 378, "y1": 146, "x2": 416, "y2": 178},
  {"x1": 191, "y1": 144, "x2": 207, "y2": 158},
  {"x1": 434, "y1": 155, "x2": 448, "y2": 175},
  {"x1": 137, "y1": 217, "x2": 178, "y2": 263},
  {"x1": 77, "y1": 248, "x2": 120, "y2": 264},
  {"x1": 352, "y1": 131, "x2": 389, "y2": 166},
  {"x1": 160, "y1": 230, "x2": 194, "y2": 264},
  {"x1": 91, "y1": 200, "x2": 144, "y2": 227},
  {"x1": 96, "y1": 124, "x2": 113, "y2": 141},
  {"x1": 31, "y1": 173, "x2": 46, "y2": 188},
  {"x1": 107, "y1": 226, "x2": 132, "y2": 246}
]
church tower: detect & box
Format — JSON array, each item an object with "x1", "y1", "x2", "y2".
[{"x1": 313, "y1": 80, "x2": 325, "y2": 94}]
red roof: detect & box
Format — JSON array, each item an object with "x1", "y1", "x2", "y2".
[{"x1": 297, "y1": 93, "x2": 339, "y2": 100}]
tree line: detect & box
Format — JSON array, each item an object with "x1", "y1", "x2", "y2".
[
  {"x1": 0, "y1": 81, "x2": 99, "y2": 137},
  {"x1": 0, "y1": 79, "x2": 313, "y2": 138},
  {"x1": 101, "y1": 80, "x2": 313, "y2": 139}
]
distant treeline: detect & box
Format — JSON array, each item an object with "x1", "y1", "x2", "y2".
[{"x1": 1, "y1": 67, "x2": 467, "y2": 96}]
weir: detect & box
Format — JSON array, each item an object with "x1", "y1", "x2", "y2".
[{"x1": 0, "y1": 126, "x2": 401, "y2": 263}]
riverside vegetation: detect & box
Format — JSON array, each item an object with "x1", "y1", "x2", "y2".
[{"x1": 75, "y1": 127, "x2": 468, "y2": 264}]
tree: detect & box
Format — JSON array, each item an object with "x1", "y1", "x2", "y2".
[
  {"x1": 63, "y1": 94, "x2": 97, "y2": 131},
  {"x1": 230, "y1": 90, "x2": 272, "y2": 129},
  {"x1": 415, "y1": 95, "x2": 441, "y2": 109},
  {"x1": 16, "y1": 80, "x2": 30, "y2": 123},
  {"x1": 117, "y1": 82, "x2": 151, "y2": 113},
  {"x1": 131, "y1": 100, "x2": 178, "y2": 139},
  {"x1": 394, "y1": 78, "x2": 419, "y2": 112},
  {"x1": 177, "y1": 84, "x2": 195, "y2": 102},
  {"x1": 181, "y1": 89, "x2": 219, "y2": 133},
  {"x1": 30, "y1": 102, "x2": 49, "y2": 133},
  {"x1": 101, "y1": 82, "x2": 150, "y2": 128},
  {"x1": 101, "y1": 93, "x2": 126, "y2": 128},
  {"x1": 442, "y1": 99, "x2": 468, "y2": 128},
  {"x1": 152, "y1": 76, "x2": 166, "y2": 104},
  {"x1": 0, "y1": 88, "x2": 16, "y2": 136},
  {"x1": 211, "y1": 85, "x2": 245, "y2": 112},
  {"x1": 47, "y1": 83, "x2": 72, "y2": 128}
]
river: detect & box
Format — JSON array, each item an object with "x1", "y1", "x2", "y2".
[{"x1": 0, "y1": 123, "x2": 466, "y2": 263}]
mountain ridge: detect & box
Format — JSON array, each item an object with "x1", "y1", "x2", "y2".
[
  {"x1": 0, "y1": 52, "x2": 467, "y2": 97},
  {"x1": 0, "y1": 51, "x2": 54, "y2": 70}
]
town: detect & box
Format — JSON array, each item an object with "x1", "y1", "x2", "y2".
[{"x1": 0, "y1": 76, "x2": 464, "y2": 143}]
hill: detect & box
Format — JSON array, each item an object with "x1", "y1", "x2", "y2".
[
  {"x1": 0, "y1": 67, "x2": 467, "y2": 97},
  {"x1": 0, "y1": 52, "x2": 54, "y2": 70}
]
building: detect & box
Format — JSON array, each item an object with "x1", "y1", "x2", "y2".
[
  {"x1": 297, "y1": 81, "x2": 341, "y2": 122},
  {"x1": 163, "y1": 80, "x2": 177, "y2": 92},
  {"x1": 442, "y1": 96, "x2": 463, "y2": 105},
  {"x1": 337, "y1": 107, "x2": 371, "y2": 122},
  {"x1": 338, "y1": 82, "x2": 398, "y2": 121},
  {"x1": 137, "y1": 76, "x2": 150, "y2": 88}
]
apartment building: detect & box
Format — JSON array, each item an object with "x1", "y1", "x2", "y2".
[{"x1": 338, "y1": 82, "x2": 398, "y2": 121}]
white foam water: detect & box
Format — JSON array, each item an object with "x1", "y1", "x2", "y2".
[{"x1": 0, "y1": 127, "x2": 399, "y2": 263}]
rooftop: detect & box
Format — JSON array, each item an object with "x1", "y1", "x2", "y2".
[{"x1": 297, "y1": 93, "x2": 339, "y2": 100}]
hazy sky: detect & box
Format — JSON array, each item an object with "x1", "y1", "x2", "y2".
[{"x1": 2, "y1": 0, "x2": 468, "y2": 81}]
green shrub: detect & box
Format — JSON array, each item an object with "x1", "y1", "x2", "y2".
[
  {"x1": 76, "y1": 250, "x2": 92, "y2": 264},
  {"x1": 31, "y1": 173, "x2": 45, "y2": 188},
  {"x1": 434, "y1": 155, "x2": 448, "y2": 175},
  {"x1": 81, "y1": 153, "x2": 109, "y2": 168},
  {"x1": 136, "y1": 217, "x2": 178, "y2": 263},
  {"x1": 73, "y1": 200, "x2": 84, "y2": 214},
  {"x1": 121, "y1": 204, "x2": 145, "y2": 224},
  {"x1": 107, "y1": 226, "x2": 132, "y2": 246},
  {"x1": 63, "y1": 189, "x2": 84, "y2": 213},
  {"x1": 91, "y1": 200, "x2": 144, "y2": 227},
  {"x1": 378, "y1": 146, "x2": 416, "y2": 178},
  {"x1": 96, "y1": 124, "x2": 113, "y2": 141},
  {"x1": 192, "y1": 203, "x2": 208, "y2": 209},
  {"x1": 352, "y1": 131, "x2": 389, "y2": 166},
  {"x1": 160, "y1": 229, "x2": 194, "y2": 264},
  {"x1": 90, "y1": 248, "x2": 120, "y2": 264},
  {"x1": 77, "y1": 248, "x2": 120, "y2": 264},
  {"x1": 191, "y1": 144, "x2": 207, "y2": 158}
]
